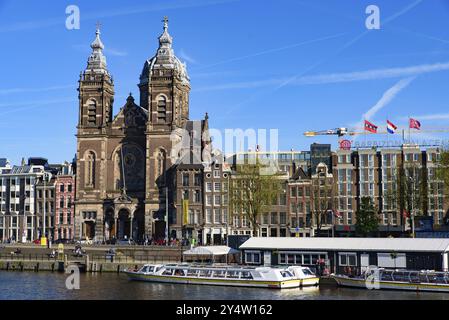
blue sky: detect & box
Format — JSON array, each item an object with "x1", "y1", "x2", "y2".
[{"x1": 1, "y1": 0, "x2": 449, "y2": 165}]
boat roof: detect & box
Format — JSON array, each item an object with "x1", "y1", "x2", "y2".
[
  {"x1": 240, "y1": 237, "x2": 449, "y2": 253},
  {"x1": 183, "y1": 246, "x2": 240, "y2": 256}
]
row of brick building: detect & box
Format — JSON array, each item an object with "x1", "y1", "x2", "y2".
[
  {"x1": 0, "y1": 142, "x2": 446, "y2": 244},
  {"x1": 0, "y1": 158, "x2": 75, "y2": 243}
]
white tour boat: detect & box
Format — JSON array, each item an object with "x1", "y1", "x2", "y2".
[
  {"x1": 125, "y1": 264, "x2": 319, "y2": 289},
  {"x1": 333, "y1": 267, "x2": 449, "y2": 293}
]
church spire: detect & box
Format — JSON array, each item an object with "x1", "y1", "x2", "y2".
[
  {"x1": 159, "y1": 16, "x2": 173, "y2": 47},
  {"x1": 86, "y1": 23, "x2": 108, "y2": 73}
]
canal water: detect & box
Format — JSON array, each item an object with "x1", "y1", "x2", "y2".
[{"x1": 1, "y1": 272, "x2": 449, "y2": 300}]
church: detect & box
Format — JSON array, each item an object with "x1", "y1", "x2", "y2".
[{"x1": 74, "y1": 18, "x2": 220, "y2": 243}]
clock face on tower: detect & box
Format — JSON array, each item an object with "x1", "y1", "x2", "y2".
[{"x1": 121, "y1": 144, "x2": 144, "y2": 191}]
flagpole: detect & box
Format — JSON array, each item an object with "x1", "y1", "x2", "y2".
[{"x1": 408, "y1": 116, "x2": 411, "y2": 145}]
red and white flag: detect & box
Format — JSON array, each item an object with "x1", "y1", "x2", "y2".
[
  {"x1": 409, "y1": 118, "x2": 421, "y2": 130},
  {"x1": 333, "y1": 209, "x2": 342, "y2": 218},
  {"x1": 364, "y1": 120, "x2": 378, "y2": 133},
  {"x1": 402, "y1": 210, "x2": 410, "y2": 218}
]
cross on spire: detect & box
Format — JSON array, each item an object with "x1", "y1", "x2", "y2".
[
  {"x1": 96, "y1": 21, "x2": 102, "y2": 31},
  {"x1": 163, "y1": 16, "x2": 168, "y2": 29}
]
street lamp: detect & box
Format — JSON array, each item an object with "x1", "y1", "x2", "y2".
[
  {"x1": 41, "y1": 171, "x2": 52, "y2": 247},
  {"x1": 408, "y1": 176, "x2": 416, "y2": 238}
]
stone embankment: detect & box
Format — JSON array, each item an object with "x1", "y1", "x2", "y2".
[{"x1": 0, "y1": 244, "x2": 185, "y2": 273}]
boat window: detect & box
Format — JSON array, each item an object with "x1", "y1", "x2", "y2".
[
  {"x1": 241, "y1": 271, "x2": 253, "y2": 279},
  {"x1": 280, "y1": 271, "x2": 293, "y2": 278},
  {"x1": 141, "y1": 266, "x2": 149, "y2": 273},
  {"x1": 187, "y1": 269, "x2": 198, "y2": 277},
  {"x1": 303, "y1": 255, "x2": 311, "y2": 265},
  {"x1": 302, "y1": 268, "x2": 314, "y2": 276},
  {"x1": 226, "y1": 271, "x2": 240, "y2": 279},
  {"x1": 147, "y1": 266, "x2": 154, "y2": 273},
  {"x1": 162, "y1": 268, "x2": 174, "y2": 276},
  {"x1": 279, "y1": 254, "x2": 286, "y2": 264},
  {"x1": 199, "y1": 270, "x2": 213, "y2": 277},
  {"x1": 155, "y1": 267, "x2": 162, "y2": 272},
  {"x1": 213, "y1": 270, "x2": 226, "y2": 278},
  {"x1": 174, "y1": 269, "x2": 186, "y2": 276}
]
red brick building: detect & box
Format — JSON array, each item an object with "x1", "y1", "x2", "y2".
[{"x1": 55, "y1": 175, "x2": 75, "y2": 240}]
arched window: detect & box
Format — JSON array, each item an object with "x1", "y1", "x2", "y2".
[
  {"x1": 156, "y1": 149, "x2": 166, "y2": 184},
  {"x1": 85, "y1": 151, "x2": 96, "y2": 187},
  {"x1": 87, "y1": 99, "x2": 97, "y2": 126},
  {"x1": 157, "y1": 96, "x2": 167, "y2": 123}
]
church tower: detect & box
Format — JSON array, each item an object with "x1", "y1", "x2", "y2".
[
  {"x1": 75, "y1": 26, "x2": 114, "y2": 240},
  {"x1": 140, "y1": 17, "x2": 191, "y2": 237}
]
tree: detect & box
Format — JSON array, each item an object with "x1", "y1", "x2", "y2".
[
  {"x1": 230, "y1": 159, "x2": 283, "y2": 236},
  {"x1": 355, "y1": 196, "x2": 379, "y2": 236},
  {"x1": 310, "y1": 163, "x2": 336, "y2": 236},
  {"x1": 384, "y1": 162, "x2": 427, "y2": 233}
]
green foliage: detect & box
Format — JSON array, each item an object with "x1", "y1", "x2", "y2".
[
  {"x1": 230, "y1": 159, "x2": 284, "y2": 235},
  {"x1": 355, "y1": 197, "x2": 379, "y2": 236}
]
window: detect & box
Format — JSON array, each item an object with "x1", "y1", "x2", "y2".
[
  {"x1": 206, "y1": 182, "x2": 212, "y2": 192},
  {"x1": 206, "y1": 195, "x2": 212, "y2": 206},
  {"x1": 182, "y1": 174, "x2": 189, "y2": 187},
  {"x1": 222, "y1": 209, "x2": 228, "y2": 223},
  {"x1": 214, "y1": 195, "x2": 221, "y2": 206},
  {"x1": 214, "y1": 170, "x2": 220, "y2": 178},
  {"x1": 193, "y1": 190, "x2": 201, "y2": 203},
  {"x1": 157, "y1": 96, "x2": 167, "y2": 123},
  {"x1": 85, "y1": 151, "x2": 96, "y2": 187},
  {"x1": 214, "y1": 209, "x2": 220, "y2": 224},
  {"x1": 270, "y1": 212, "x2": 278, "y2": 224},
  {"x1": 183, "y1": 190, "x2": 189, "y2": 201},
  {"x1": 214, "y1": 182, "x2": 221, "y2": 192},
  {"x1": 194, "y1": 174, "x2": 201, "y2": 186},
  {"x1": 280, "y1": 212, "x2": 287, "y2": 224},
  {"x1": 60, "y1": 196, "x2": 65, "y2": 209},
  {"x1": 68, "y1": 184, "x2": 72, "y2": 192},
  {"x1": 87, "y1": 99, "x2": 97, "y2": 125},
  {"x1": 60, "y1": 184, "x2": 65, "y2": 192},
  {"x1": 206, "y1": 209, "x2": 212, "y2": 224},
  {"x1": 339, "y1": 253, "x2": 357, "y2": 266},
  {"x1": 245, "y1": 252, "x2": 261, "y2": 264}
]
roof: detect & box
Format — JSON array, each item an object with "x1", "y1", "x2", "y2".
[
  {"x1": 183, "y1": 246, "x2": 240, "y2": 256},
  {"x1": 239, "y1": 237, "x2": 449, "y2": 253}
]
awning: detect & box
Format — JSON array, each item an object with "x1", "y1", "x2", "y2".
[{"x1": 183, "y1": 246, "x2": 240, "y2": 256}]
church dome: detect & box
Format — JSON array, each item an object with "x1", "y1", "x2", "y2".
[{"x1": 139, "y1": 17, "x2": 190, "y2": 86}]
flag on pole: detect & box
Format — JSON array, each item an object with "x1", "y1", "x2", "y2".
[
  {"x1": 409, "y1": 118, "x2": 421, "y2": 130},
  {"x1": 386, "y1": 120, "x2": 397, "y2": 134},
  {"x1": 364, "y1": 120, "x2": 378, "y2": 133},
  {"x1": 402, "y1": 210, "x2": 410, "y2": 218},
  {"x1": 333, "y1": 209, "x2": 342, "y2": 218}
]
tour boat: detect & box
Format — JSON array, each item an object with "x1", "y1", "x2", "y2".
[
  {"x1": 125, "y1": 264, "x2": 319, "y2": 289},
  {"x1": 333, "y1": 267, "x2": 449, "y2": 293}
]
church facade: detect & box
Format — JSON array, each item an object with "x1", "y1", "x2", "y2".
[{"x1": 74, "y1": 18, "x2": 214, "y2": 242}]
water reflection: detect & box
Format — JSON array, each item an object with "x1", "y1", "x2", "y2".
[{"x1": 0, "y1": 272, "x2": 448, "y2": 300}]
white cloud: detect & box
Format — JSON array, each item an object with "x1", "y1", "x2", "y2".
[
  {"x1": 352, "y1": 77, "x2": 415, "y2": 139},
  {"x1": 363, "y1": 77, "x2": 415, "y2": 121},
  {"x1": 195, "y1": 61, "x2": 449, "y2": 92}
]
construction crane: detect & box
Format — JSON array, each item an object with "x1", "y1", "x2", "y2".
[
  {"x1": 304, "y1": 127, "x2": 449, "y2": 138},
  {"x1": 304, "y1": 127, "x2": 357, "y2": 137}
]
